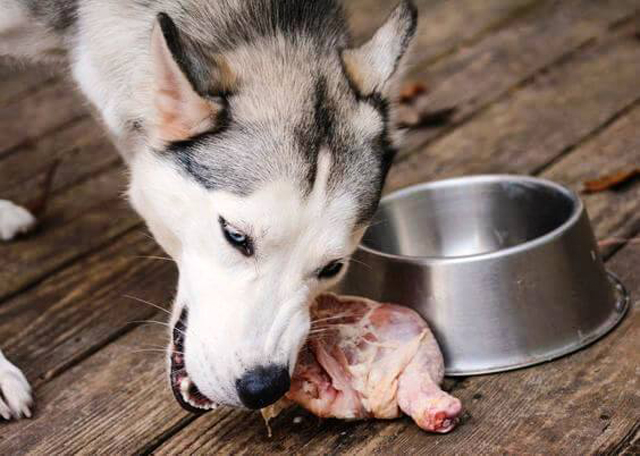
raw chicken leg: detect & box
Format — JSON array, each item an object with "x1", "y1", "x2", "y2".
[{"x1": 277, "y1": 293, "x2": 462, "y2": 433}]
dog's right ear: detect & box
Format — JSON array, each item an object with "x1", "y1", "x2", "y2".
[
  {"x1": 341, "y1": 1, "x2": 417, "y2": 99},
  {"x1": 150, "y1": 13, "x2": 235, "y2": 145}
]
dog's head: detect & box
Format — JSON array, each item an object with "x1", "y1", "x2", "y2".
[{"x1": 128, "y1": 1, "x2": 417, "y2": 411}]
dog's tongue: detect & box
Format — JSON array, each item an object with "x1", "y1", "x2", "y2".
[{"x1": 261, "y1": 294, "x2": 462, "y2": 434}]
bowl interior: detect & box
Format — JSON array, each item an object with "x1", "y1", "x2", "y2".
[{"x1": 363, "y1": 178, "x2": 577, "y2": 258}]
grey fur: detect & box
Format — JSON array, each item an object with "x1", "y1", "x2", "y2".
[
  {"x1": 24, "y1": 0, "x2": 78, "y2": 31},
  {"x1": 158, "y1": 0, "x2": 415, "y2": 223}
]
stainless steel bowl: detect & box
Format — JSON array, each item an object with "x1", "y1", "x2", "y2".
[{"x1": 339, "y1": 175, "x2": 629, "y2": 376}]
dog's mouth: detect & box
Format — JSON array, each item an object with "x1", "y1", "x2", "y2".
[{"x1": 170, "y1": 308, "x2": 216, "y2": 413}]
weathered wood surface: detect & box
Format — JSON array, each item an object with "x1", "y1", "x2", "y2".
[
  {"x1": 0, "y1": 0, "x2": 639, "y2": 454},
  {"x1": 0, "y1": 62, "x2": 56, "y2": 106},
  {"x1": 0, "y1": 78, "x2": 88, "y2": 158},
  {"x1": 387, "y1": 15, "x2": 640, "y2": 192},
  {"x1": 397, "y1": 0, "x2": 640, "y2": 153}
]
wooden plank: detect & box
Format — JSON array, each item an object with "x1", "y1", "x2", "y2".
[
  {"x1": 0, "y1": 324, "x2": 195, "y2": 455},
  {"x1": 398, "y1": 0, "x2": 640, "y2": 153},
  {"x1": 387, "y1": 18, "x2": 640, "y2": 193},
  {"x1": 0, "y1": 116, "x2": 118, "y2": 203},
  {"x1": 0, "y1": 166, "x2": 140, "y2": 301},
  {"x1": 543, "y1": 104, "x2": 640, "y2": 258},
  {"x1": 0, "y1": 62, "x2": 56, "y2": 106},
  {"x1": 0, "y1": 78, "x2": 88, "y2": 158},
  {"x1": 0, "y1": 230, "x2": 173, "y2": 384},
  {"x1": 344, "y1": 0, "x2": 536, "y2": 58}
]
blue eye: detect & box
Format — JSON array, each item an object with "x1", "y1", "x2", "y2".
[
  {"x1": 318, "y1": 260, "x2": 344, "y2": 279},
  {"x1": 227, "y1": 229, "x2": 246, "y2": 244},
  {"x1": 219, "y1": 217, "x2": 254, "y2": 257}
]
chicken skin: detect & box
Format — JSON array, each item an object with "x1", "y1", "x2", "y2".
[{"x1": 273, "y1": 294, "x2": 462, "y2": 433}]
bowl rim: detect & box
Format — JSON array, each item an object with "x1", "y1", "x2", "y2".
[{"x1": 358, "y1": 174, "x2": 584, "y2": 265}]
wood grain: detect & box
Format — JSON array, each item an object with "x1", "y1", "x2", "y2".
[
  {"x1": 0, "y1": 166, "x2": 140, "y2": 301},
  {"x1": 543, "y1": 104, "x2": 640, "y2": 258},
  {"x1": 398, "y1": 0, "x2": 640, "y2": 153},
  {"x1": 0, "y1": 62, "x2": 57, "y2": 106},
  {"x1": 343, "y1": 0, "x2": 536, "y2": 53},
  {"x1": 0, "y1": 78, "x2": 88, "y2": 158},
  {"x1": 387, "y1": 18, "x2": 640, "y2": 193},
  {"x1": 0, "y1": 324, "x2": 194, "y2": 455},
  {"x1": 0, "y1": 117, "x2": 117, "y2": 203},
  {"x1": 0, "y1": 230, "x2": 173, "y2": 384}
]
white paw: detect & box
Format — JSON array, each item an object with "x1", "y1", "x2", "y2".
[
  {"x1": 0, "y1": 200, "x2": 36, "y2": 241},
  {"x1": 0, "y1": 352, "x2": 33, "y2": 420}
]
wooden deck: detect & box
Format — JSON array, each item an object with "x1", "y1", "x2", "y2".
[{"x1": 1, "y1": 0, "x2": 639, "y2": 454}]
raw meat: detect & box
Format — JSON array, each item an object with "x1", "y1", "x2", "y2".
[{"x1": 267, "y1": 294, "x2": 462, "y2": 433}]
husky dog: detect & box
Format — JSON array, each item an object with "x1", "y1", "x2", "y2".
[{"x1": 0, "y1": 0, "x2": 417, "y2": 418}]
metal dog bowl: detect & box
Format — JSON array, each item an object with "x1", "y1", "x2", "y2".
[{"x1": 339, "y1": 175, "x2": 629, "y2": 376}]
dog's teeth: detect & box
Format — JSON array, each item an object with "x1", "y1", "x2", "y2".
[{"x1": 180, "y1": 377, "x2": 190, "y2": 394}]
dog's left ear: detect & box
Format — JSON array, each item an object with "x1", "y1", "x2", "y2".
[
  {"x1": 341, "y1": 0, "x2": 417, "y2": 98},
  {"x1": 150, "y1": 13, "x2": 236, "y2": 144}
]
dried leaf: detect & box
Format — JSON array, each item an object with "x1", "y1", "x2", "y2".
[
  {"x1": 582, "y1": 168, "x2": 640, "y2": 194},
  {"x1": 397, "y1": 106, "x2": 458, "y2": 129},
  {"x1": 598, "y1": 237, "x2": 640, "y2": 247},
  {"x1": 399, "y1": 82, "x2": 428, "y2": 104}
]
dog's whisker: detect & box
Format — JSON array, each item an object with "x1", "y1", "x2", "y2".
[
  {"x1": 124, "y1": 295, "x2": 172, "y2": 316},
  {"x1": 136, "y1": 344, "x2": 175, "y2": 351},
  {"x1": 135, "y1": 255, "x2": 176, "y2": 263},
  {"x1": 138, "y1": 230, "x2": 157, "y2": 242},
  {"x1": 347, "y1": 257, "x2": 373, "y2": 271},
  {"x1": 126, "y1": 349, "x2": 173, "y2": 356},
  {"x1": 129, "y1": 320, "x2": 188, "y2": 338}
]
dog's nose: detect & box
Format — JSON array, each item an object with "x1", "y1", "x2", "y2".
[{"x1": 236, "y1": 365, "x2": 290, "y2": 409}]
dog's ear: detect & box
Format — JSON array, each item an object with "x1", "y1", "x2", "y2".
[
  {"x1": 341, "y1": 1, "x2": 417, "y2": 98},
  {"x1": 150, "y1": 13, "x2": 236, "y2": 144}
]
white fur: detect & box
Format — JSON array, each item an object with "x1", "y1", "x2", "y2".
[
  {"x1": 0, "y1": 200, "x2": 36, "y2": 241},
  {"x1": 130, "y1": 150, "x2": 364, "y2": 405},
  {"x1": 0, "y1": 350, "x2": 32, "y2": 420}
]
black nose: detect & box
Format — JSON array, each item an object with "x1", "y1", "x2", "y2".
[{"x1": 236, "y1": 365, "x2": 290, "y2": 409}]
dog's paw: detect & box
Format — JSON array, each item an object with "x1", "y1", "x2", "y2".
[
  {"x1": 0, "y1": 353, "x2": 33, "y2": 420},
  {"x1": 0, "y1": 200, "x2": 36, "y2": 241}
]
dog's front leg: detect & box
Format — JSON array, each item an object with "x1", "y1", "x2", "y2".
[{"x1": 0, "y1": 349, "x2": 32, "y2": 419}]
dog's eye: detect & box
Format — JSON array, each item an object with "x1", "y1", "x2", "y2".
[
  {"x1": 318, "y1": 260, "x2": 344, "y2": 280},
  {"x1": 219, "y1": 217, "x2": 254, "y2": 257}
]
